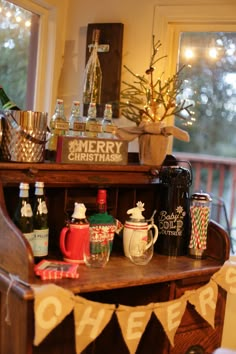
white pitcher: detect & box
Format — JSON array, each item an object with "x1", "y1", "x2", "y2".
[{"x1": 123, "y1": 201, "x2": 158, "y2": 258}]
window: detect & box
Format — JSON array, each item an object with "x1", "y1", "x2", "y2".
[
  {"x1": 173, "y1": 31, "x2": 236, "y2": 158},
  {"x1": 0, "y1": 0, "x2": 39, "y2": 109},
  {"x1": 0, "y1": 0, "x2": 66, "y2": 116}
]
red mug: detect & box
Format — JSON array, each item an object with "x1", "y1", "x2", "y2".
[{"x1": 59, "y1": 223, "x2": 89, "y2": 263}]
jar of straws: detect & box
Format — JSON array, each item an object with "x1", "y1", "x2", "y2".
[{"x1": 189, "y1": 192, "x2": 212, "y2": 259}]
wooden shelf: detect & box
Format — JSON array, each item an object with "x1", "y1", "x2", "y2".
[{"x1": 0, "y1": 161, "x2": 230, "y2": 354}]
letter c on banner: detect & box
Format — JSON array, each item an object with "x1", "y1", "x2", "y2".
[{"x1": 36, "y1": 296, "x2": 62, "y2": 330}]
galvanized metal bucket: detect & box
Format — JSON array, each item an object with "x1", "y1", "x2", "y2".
[{"x1": 0, "y1": 110, "x2": 48, "y2": 162}]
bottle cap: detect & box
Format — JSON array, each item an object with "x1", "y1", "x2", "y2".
[
  {"x1": 191, "y1": 192, "x2": 212, "y2": 203},
  {"x1": 20, "y1": 182, "x2": 29, "y2": 190},
  {"x1": 35, "y1": 181, "x2": 44, "y2": 188},
  {"x1": 72, "y1": 203, "x2": 87, "y2": 219},
  {"x1": 97, "y1": 189, "x2": 107, "y2": 204}
]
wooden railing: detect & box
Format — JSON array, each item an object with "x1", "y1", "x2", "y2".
[{"x1": 174, "y1": 152, "x2": 236, "y2": 238}]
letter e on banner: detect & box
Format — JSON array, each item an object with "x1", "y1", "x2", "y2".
[
  {"x1": 167, "y1": 301, "x2": 182, "y2": 331},
  {"x1": 127, "y1": 311, "x2": 146, "y2": 340}
]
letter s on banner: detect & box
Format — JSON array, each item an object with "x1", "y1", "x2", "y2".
[{"x1": 225, "y1": 266, "x2": 236, "y2": 294}]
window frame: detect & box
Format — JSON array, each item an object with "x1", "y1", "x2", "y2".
[
  {"x1": 9, "y1": 0, "x2": 68, "y2": 116},
  {"x1": 153, "y1": 4, "x2": 236, "y2": 151}
]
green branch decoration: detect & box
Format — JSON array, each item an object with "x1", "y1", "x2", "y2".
[{"x1": 120, "y1": 36, "x2": 193, "y2": 125}]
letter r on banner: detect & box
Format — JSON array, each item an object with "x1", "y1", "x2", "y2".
[{"x1": 199, "y1": 286, "x2": 216, "y2": 316}]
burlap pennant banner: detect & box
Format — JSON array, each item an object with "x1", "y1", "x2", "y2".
[
  {"x1": 153, "y1": 297, "x2": 187, "y2": 347},
  {"x1": 187, "y1": 279, "x2": 218, "y2": 329},
  {"x1": 33, "y1": 283, "x2": 75, "y2": 345},
  {"x1": 73, "y1": 295, "x2": 115, "y2": 353},
  {"x1": 212, "y1": 260, "x2": 236, "y2": 294},
  {"x1": 116, "y1": 303, "x2": 154, "y2": 354},
  {"x1": 32, "y1": 260, "x2": 236, "y2": 351}
]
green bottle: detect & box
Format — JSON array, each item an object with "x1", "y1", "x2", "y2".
[
  {"x1": 33, "y1": 181, "x2": 49, "y2": 263},
  {"x1": 0, "y1": 86, "x2": 20, "y2": 110},
  {"x1": 13, "y1": 183, "x2": 34, "y2": 252}
]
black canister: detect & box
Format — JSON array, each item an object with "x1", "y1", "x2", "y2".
[{"x1": 155, "y1": 161, "x2": 192, "y2": 256}]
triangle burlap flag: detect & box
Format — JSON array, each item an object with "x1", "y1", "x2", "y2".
[
  {"x1": 153, "y1": 297, "x2": 187, "y2": 347},
  {"x1": 33, "y1": 283, "x2": 75, "y2": 346},
  {"x1": 73, "y1": 295, "x2": 115, "y2": 354},
  {"x1": 187, "y1": 279, "x2": 218, "y2": 328},
  {"x1": 116, "y1": 303, "x2": 154, "y2": 354},
  {"x1": 212, "y1": 260, "x2": 236, "y2": 295}
]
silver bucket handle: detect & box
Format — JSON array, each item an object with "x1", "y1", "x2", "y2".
[{"x1": 0, "y1": 110, "x2": 48, "y2": 145}]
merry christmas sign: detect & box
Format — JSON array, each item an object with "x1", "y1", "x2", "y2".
[{"x1": 56, "y1": 136, "x2": 128, "y2": 165}]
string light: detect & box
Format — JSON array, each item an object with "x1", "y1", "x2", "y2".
[
  {"x1": 184, "y1": 48, "x2": 194, "y2": 59},
  {"x1": 209, "y1": 47, "x2": 218, "y2": 59},
  {"x1": 0, "y1": 2, "x2": 32, "y2": 29}
]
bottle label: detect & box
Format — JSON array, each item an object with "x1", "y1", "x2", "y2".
[
  {"x1": 37, "y1": 200, "x2": 48, "y2": 214},
  {"x1": 23, "y1": 232, "x2": 35, "y2": 251},
  {"x1": 104, "y1": 125, "x2": 116, "y2": 133},
  {"x1": 73, "y1": 122, "x2": 86, "y2": 131},
  {"x1": 54, "y1": 121, "x2": 69, "y2": 130},
  {"x1": 34, "y1": 228, "x2": 49, "y2": 257},
  {"x1": 21, "y1": 201, "x2": 33, "y2": 217},
  {"x1": 87, "y1": 122, "x2": 102, "y2": 132},
  {"x1": 158, "y1": 206, "x2": 186, "y2": 237}
]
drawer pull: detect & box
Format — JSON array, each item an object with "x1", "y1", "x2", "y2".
[{"x1": 185, "y1": 345, "x2": 205, "y2": 354}]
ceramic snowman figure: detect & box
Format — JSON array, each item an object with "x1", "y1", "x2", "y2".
[{"x1": 123, "y1": 201, "x2": 158, "y2": 258}]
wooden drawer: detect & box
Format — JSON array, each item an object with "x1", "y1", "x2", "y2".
[{"x1": 170, "y1": 324, "x2": 223, "y2": 354}]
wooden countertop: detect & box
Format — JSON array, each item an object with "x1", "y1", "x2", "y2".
[{"x1": 1, "y1": 253, "x2": 223, "y2": 301}]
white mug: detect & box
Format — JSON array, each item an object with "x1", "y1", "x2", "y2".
[{"x1": 123, "y1": 221, "x2": 158, "y2": 258}]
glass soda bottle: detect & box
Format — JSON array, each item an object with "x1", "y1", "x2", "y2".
[
  {"x1": 33, "y1": 181, "x2": 49, "y2": 263},
  {"x1": 13, "y1": 182, "x2": 34, "y2": 253},
  {"x1": 68, "y1": 100, "x2": 85, "y2": 136},
  {"x1": 46, "y1": 98, "x2": 69, "y2": 161},
  {"x1": 85, "y1": 102, "x2": 100, "y2": 137},
  {"x1": 101, "y1": 103, "x2": 116, "y2": 139},
  {"x1": 83, "y1": 29, "x2": 102, "y2": 105},
  {"x1": 0, "y1": 85, "x2": 20, "y2": 110}
]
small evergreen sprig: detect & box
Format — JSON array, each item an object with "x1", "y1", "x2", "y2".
[{"x1": 120, "y1": 36, "x2": 192, "y2": 125}]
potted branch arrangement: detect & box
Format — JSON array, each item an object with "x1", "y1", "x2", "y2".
[{"x1": 117, "y1": 36, "x2": 193, "y2": 166}]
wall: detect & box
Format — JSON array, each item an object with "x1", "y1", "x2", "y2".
[
  {"x1": 57, "y1": 0, "x2": 236, "y2": 350},
  {"x1": 58, "y1": 0, "x2": 157, "y2": 116}
]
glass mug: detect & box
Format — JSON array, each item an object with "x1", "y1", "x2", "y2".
[
  {"x1": 83, "y1": 227, "x2": 110, "y2": 268},
  {"x1": 59, "y1": 223, "x2": 89, "y2": 263},
  {"x1": 128, "y1": 228, "x2": 157, "y2": 265}
]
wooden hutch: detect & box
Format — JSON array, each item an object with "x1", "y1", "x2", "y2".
[{"x1": 0, "y1": 159, "x2": 230, "y2": 354}]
